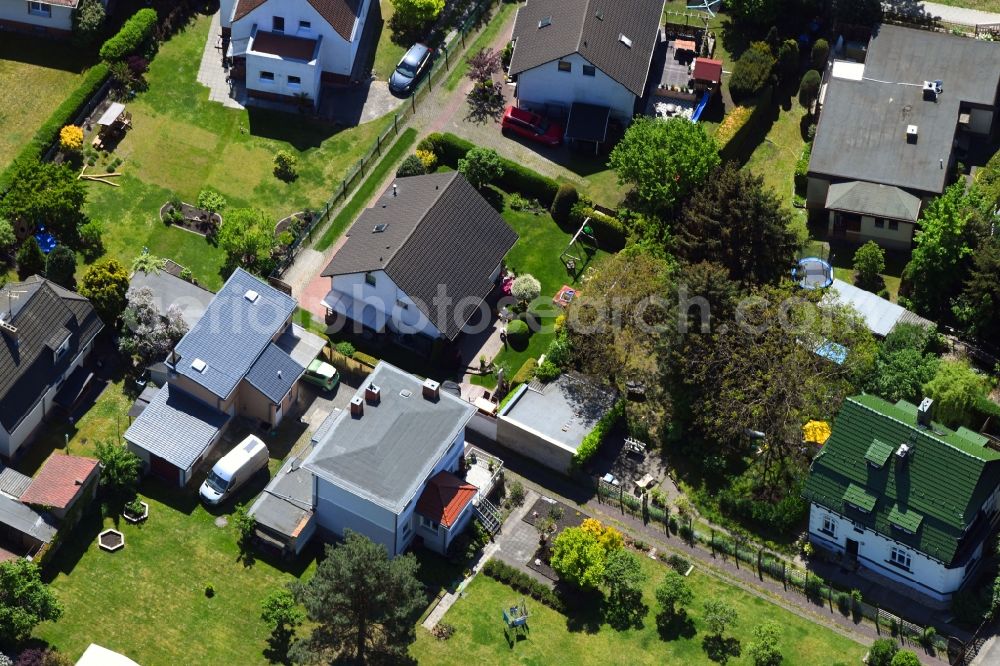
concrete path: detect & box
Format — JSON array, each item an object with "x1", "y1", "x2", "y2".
[
  {"x1": 196, "y1": 12, "x2": 245, "y2": 109},
  {"x1": 919, "y1": 1, "x2": 1000, "y2": 25},
  {"x1": 422, "y1": 488, "x2": 543, "y2": 630},
  {"x1": 971, "y1": 634, "x2": 1000, "y2": 666}
]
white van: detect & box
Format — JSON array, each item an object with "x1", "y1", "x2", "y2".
[{"x1": 199, "y1": 435, "x2": 269, "y2": 505}]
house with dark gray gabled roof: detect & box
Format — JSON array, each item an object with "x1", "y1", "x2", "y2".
[
  {"x1": 509, "y1": 0, "x2": 666, "y2": 140},
  {"x1": 320, "y1": 172, "x2": 518, "y2": 346},
  {"x1": 124, "y1": 268, "x2": 326, "y2": 485},
  {"x1": 0, "y1": 277, "x2": 103, "y2": 461},
  {"x1": 803, "y1": 394, "x2": 1000, "y2": 604},
  {"x1": 807, "y1": 26, "x2": 1000, "y2": 251}
]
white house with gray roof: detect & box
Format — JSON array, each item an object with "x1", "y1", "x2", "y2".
[
  {"x1": 0, "y1": 0, "x2": 106, "y2": 38},
  {"x1": 302, "y1": 362, "x2": 496, "y2": 557},
  {"x1": 124, "y1": 269, "x2": 325, "y2": 485},
  {"x1": 509, "y1": 0, "x2": 666, "y2": 139},
  {"x1": 320, "y1": 172, "x2": 517, "y2": 346}
]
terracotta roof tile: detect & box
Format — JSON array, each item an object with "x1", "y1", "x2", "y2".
[
  {"x1": 234, "y1": 0, "x2": 361, "y2": 41},
  {"x1": 19, "y1": 455, "x2": 99, "y2": 510},
  {"x1": 416, "y1": 471, "x2": 477, "y2": 528}
]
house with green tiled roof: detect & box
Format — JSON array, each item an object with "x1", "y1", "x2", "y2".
[{"x1": 803, "y1": 394, "x2": 1000, "y2": 602}]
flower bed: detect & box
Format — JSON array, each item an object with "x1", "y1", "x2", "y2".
[
  {"x1": 98, "y1": 529, "x2": 125, "y2": 552},
  {"x1": 159, "y1": 201, "x2": 221, "y2": 236}
]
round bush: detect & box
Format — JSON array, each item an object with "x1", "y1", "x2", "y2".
[
  {"x1": 335, "y1": 341, "x2": 356, "y2": 357},
  {"x1": 396, "y1": 154, "x2": 426, "y2": 178},
  {"x1": 798, "y1": 69, "x2": 821, "y2": 108},
  {"x1": 506, "y1": 320, "x2": 530, "y2": 347},
  {"x1": 550, "y1": 183, "x2": 579, "y2": 225},
  {"x1": 511, "y1": 274, "x2": 541, "y2": 305}
]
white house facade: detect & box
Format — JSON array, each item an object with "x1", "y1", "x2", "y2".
[
  {"x1": 323, "y1": 269, "x2": 445, "y2": 340},
  {"x1": 803, "y1": 395, "x2": 1000, "y2": 604},
  {"x1": 0, "y1": 0, "x2": 81, "y2": 36},
  {"x1": 515, "y1": 52, "x2": 638, "y2": 123},
  {"x1": 225, "y1": 0, "x2": 373, "y2": 105}
]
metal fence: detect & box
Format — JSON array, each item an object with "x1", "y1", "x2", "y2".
[
  {"x1": 596, "y1": 482, "x2": 967, "y2": 662},
  {"x1": 271, "y1": 0, "x2": 502, "y2": 276}
]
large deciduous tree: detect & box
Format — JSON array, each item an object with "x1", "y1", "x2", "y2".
[
  {"x1": 217, "y1": 207, "x2": 276, "y2": 278},
  {"x1": 852, "y1": 241, "x2": 885, "y2": 291},
  {"x1": 0, "y1": 161, "x2": 86, "y2": 240},
  {"x1": 15, "y1": 237, "x2": 45, "y2": 281},
  {"x1": 291, "y1": 532, "x2": 425, "y2": 664},
  {"x1": 954, "y1": 237, "x2": 1000, "y2": 342},
  {"x1": 675, "y1": 163, "x2": 797, "y2": 286},
  {"x1": 457, "y1": 147, "x2": 503, "y2": 189},
  {"x1": 904, "y1": 183, "x2": 978, "y2": 318},
  {"x1": 94, "y1": 440, "x2": 142, "y2": 504},
  {"x1": 78, "y1": 258, "x2": 130, "y2": 324},
  {"x1": 602, "y1": 549, "x2": 647, "y2": 629},
  {"x1": 608, "y1": 117, "x2": 719, "y2": 216},
  {"x1": 862, "y1": 323, "x2": 939, "y2": 404},
  {"x1": 550, "y1": 519, "x2": 624, "y2": 589},
  {"x1": 44, "y1": 245, "x2": 77, "y2": 290},
  {"x1": 0, "y1": 559, "x2": 62, "y2": 645},
  {"x1": 922, "y1": 359, "x2": 991, "y2": 427}
]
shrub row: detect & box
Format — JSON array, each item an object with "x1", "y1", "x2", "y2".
[
  {"x1": 100, "y1": 8, "x2": 158, "y2": 61},
  {"x1": 482, "y1": 559, "x2": 566, "y2": 612},
  {"x1": 571, "y1": 398, "x2": 625, "y2": 468},
  {"x1": 567, "y1": 201, "x2": 627, "y2": 251},
  {"x1": 0, "y1": 62, "x2": 111, "y2": 191},
  {"x1": 660, "y1": 553, "x2": 691, "y2": 575},
  {"x1": 794, "y1": 141, "x2": 812, "y2": 193},
  {"x1": 417, "y1": 132, "x2": 560, "y2": 206},
  {"x1": 352, "y1": 350, "x2": 379, "y2": 368},
  {"x1": 511, "y1": 357, "x2": 537, "y2": 385}
]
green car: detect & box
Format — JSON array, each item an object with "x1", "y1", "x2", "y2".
[{"x1": 303, "y1": 359, "x2": 339, "y2": 391}]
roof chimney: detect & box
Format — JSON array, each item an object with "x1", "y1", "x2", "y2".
[
  {"x1": 422, "y1": 378, "x2": 440, "y2": 402},
  {"x1": 392, "y1": 183, "x2": 398, "y2": 197},
  {"x1": 350, "y1": 395, "x2": 364, "y2": 418},
  {"x1": 917, "y1": 397, "x2": 933, "y2": 428},
  {"x1": 365, "y1": 383, "x2": 381, "y2": 405}
]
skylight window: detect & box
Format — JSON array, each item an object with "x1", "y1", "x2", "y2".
[
  {"x1": 191, "y1": 358, "x2": 208, "y2": 374},
  {"x1": 244, "y1": 289, "x2": 259, "y2": 303},
  {"x1": 619, "y1": 34, "x2": 632, "y2": 48},
  {"x1": 538, "y1": 16, "x2": 551, "y2": 28},
  {"x1": 373, "y1": 223, "x2": 388, "y2": 233}
]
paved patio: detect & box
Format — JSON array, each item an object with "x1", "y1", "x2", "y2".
[{"x1": 196, "y1": 12, "x2": 245, "y2": 109}]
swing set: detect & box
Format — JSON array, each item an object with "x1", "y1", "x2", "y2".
[
  {"x1": 559, "y1": 217, "x2": 599, "y2": 271},
  {"x1": 502, "y1": 598, "x2": 530, "y2": 638}
]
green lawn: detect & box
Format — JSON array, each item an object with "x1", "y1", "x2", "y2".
[
  {"x1": 81, "y1": 12, "x2": 394, "y2": 288},
  {"x1": 411, "y1": 557, "x2": 866, "y2": 665},
  {"x1": 802, "y1": 239, "x2": 907, "y2": 302},
  {"x1": 373, "y1": 0, "x2": 407, "y2": 81},
  {"x1": 926, "y1": 0, "x2": 1000, "y2": 10},
  {"x1": 475, "y1": 194, "x2": 610, "y2": 386},
  {"x1": 35, "y1": 479, "x2": 317, "y2": 665},
  {"x1": 0, "y1": 35, "x2": 99, "y2": 166}
]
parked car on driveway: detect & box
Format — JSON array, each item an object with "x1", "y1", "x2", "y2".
[
  {"x1": 389, "y1": 43, "x2": 433, "y2": 96},
  {"x1": 303, "y1": 359, "x2": 339, "y2": 392},
  {"x1": 500, "y1": 106, "x2": 564, "y2": 146}
]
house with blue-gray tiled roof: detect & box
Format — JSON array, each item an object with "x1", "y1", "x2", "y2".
[
  {"x1": 124, "y1": 269, "x2": 326, "y2": 486},
  {"x1": 803, "y1": 394, "x2": 1000, "y2": 603}
]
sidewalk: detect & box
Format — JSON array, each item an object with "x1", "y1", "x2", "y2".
[{"x1": 918, "y1": 1, "x2": 1000, "y2": 25}]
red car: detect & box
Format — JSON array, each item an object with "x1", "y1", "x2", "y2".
[{"x1": 501, "y1": 106, "x2": 564, "y2": 146}]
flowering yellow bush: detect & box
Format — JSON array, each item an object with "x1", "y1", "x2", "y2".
[
  {"x1": 580, "y1": 518, "x2": 624, "y2": 552},
  {"x1": 714, "y1": 106, "x2": 752, "y2": 148},
  {"x1": 415, "y1": 148, "x2": 437, "y2": 172},
  {"x1": 59, "y1": 124, "x2": 84, "y2": 152}
]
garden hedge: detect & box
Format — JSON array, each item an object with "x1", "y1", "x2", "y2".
[
  {"x1": 351, "y1": 350, "x2": 379, "y2": 368},
  {"x1": 417, "y1": 132, "x2": 560, "y2": 206},
  {"x1": 568, "y1": 202, "x2": 627, "y2": 251},
  {"x1": 571, "y1": 398, "x2": 624, "y2": 468},
  {"x1": 0, "y1": 62, "x2": 110, "y2": 191},
  {"x1": 511, "y1": 357, "x2": 536, "y2": 385},
  {"x1": 794, "y1": 141, "x2": 812, "y2": 193},
  {"x1": 100, "y1": 8, "x2": 158, "y2": 61},
  {"x1": 482, "y1": 559, "x2": 566, "y2": 612}
]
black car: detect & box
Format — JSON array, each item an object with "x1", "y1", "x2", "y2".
[{"x1": 389, "y1": 43, "x2": 433, "y2": 96}]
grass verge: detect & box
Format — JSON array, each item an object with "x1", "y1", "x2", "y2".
[{"x1": 315, "y1": 127, "x2": 418, "y2": 251}]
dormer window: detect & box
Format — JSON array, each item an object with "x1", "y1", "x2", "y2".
[{"x1": 53, "y1": 335, "x2": 70, "y2": 362}]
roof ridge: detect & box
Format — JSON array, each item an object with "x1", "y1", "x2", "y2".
[
  {"x1": 849, "y1": 396, "x2": 995, "y2": 463},
  {"x1": 383, "y1": 172, "x2": 459, "y2": 273}
]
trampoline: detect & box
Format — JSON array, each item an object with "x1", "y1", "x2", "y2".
[
  {"x1": 34, "y1": 225, "x2": 57, "y2": 255},
  {"x1": 793, "y1": 257, "x2": 833, "y2": 290}
]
